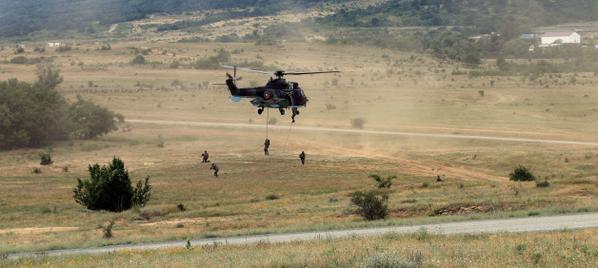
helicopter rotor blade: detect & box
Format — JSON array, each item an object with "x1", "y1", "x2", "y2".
[
  {"x1": 284, "y1": 71, "x2": 340, "y2": 76},
  {"x1": 220, "y1": 64, "x2": 272, "y2": 75}
]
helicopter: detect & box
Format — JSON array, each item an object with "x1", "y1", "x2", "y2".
[{"x1": 221, "y1": 65, "x2": 339, "y2": 123}]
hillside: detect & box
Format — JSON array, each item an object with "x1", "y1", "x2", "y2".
[
  {"x1": 0, "y1": 0, "x2": 344, "y2": 38},
  {"x1": 318, "y1": 0, "x2": 598, "y2": 38}
]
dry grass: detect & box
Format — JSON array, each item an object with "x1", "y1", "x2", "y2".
[
  {"x1": 5, "y1": 229, "x2": 598, "y2": 267},
  {"x1": 1, "y1": 40, "x2": 598, "y2": 254}
]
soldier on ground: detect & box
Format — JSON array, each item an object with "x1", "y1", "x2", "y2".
[
  {"x1": 299, "y1": 151, "x2": 306, "y2": 165},
  {"x1": 201, "y1": 150, "x2": 210, "y2": 163},
  {"x1": 210, "y1": 163, "x2": 219, "y2": 177},
  {"x1": 264, "y1": 138, "x2": 271, "y2": 155}
]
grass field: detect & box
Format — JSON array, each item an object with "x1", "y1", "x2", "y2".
[
  {"x1": 5, "y1": 229, "x2": 598, "y2": 267},
  {"x1": 1, "y1": 37, "x2": 598, "y2": 258}
]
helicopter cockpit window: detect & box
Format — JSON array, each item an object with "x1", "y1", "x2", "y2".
[{"x1": 287, "y1": 82, "x2": 294, "y2": 91}]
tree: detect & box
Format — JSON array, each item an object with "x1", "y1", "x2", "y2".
[
  {"x1": 0, "y1": 79, "x2": 69, "y2": 149},
  {"x1": 370, "y1": 174, "x2": 396, "y2": 189},
  {"x1": 67, "y1": 96, "x2": 117, "y2": 139},
  {"x1": 36, "y1": 63, "x2": 63, "y2": 89},
  {"x1": 350, "y1": 190, "x2": 389, "y2": 221},
  {"x1": 73, "y1": 158, "x2": 151, "y2": 212}
]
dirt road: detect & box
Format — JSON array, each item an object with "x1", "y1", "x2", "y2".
[
  {"x1": 7, "y1": 213, "x2": 598, "y2": 259},
  {"x1": 127, "y1": 119, "x2": 598, "y2": 147}
]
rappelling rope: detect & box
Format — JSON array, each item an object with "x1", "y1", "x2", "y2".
[
  {"x1": 265, "y1": 108, "x2": 269, "y2": 139},
  {"x1": 284, "y1": 116, "x2": 294, "y2": 153}
]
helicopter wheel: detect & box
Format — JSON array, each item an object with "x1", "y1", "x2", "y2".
[
  {"x1": 279, "y1": 109, "x2": 285, "y2": 115},
  {"x1": 258, "y1": 107, "x2": 264, "y2": 115}
]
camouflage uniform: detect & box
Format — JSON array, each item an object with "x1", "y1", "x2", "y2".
[
  {"x1": 299, "y1": 151, "x2": 306, "y2": 165},
  {"x1": 201, "y1": 150, "x2": 209, "y2": 163},
  {"x1": 264, "y1": 139, "x2": 271, "y2": 155},
  {"x1": 210, "y1": 163, "x2": 219, "y2": 177}
]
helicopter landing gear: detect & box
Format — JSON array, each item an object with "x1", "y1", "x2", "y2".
[
  {"x1": 279, "y1": 108, "x2": 285, "y2": 115},
  {"x1": 257, "y1": 107, "x2": 264, "y2": 115},
  {"x1": 291, "y1": 108, "x2": 299, "y2": 123}
]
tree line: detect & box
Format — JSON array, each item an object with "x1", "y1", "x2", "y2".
[{"x1": 0, "y1": 63, "x2": 118, "y2": 149}]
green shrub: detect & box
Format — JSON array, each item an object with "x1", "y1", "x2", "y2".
[
  {"x1": 193, "y1": 57, "x2": 220, "y2": 69},
  {"x1": 131, "y1": 55, "x2": 146, "y2": 64},
  {"x1": 10, "y1": 56, "x2": 28, "y2": 64},
  {"x1": 73, "y1": 158, "x2": 152, "y2": 212},
  {"x1": 100, "y1": 44, "x2": 111, "y2": 51},
  {"x1": 531, "y1": 251, "x2": 542, "y2": 265},
  {"x1": 193, "y1": 49, "x2": 231, "y2": 69},
  {"x1": 177, "y1": 203, "x2": 186, "y2": 211},
  {"x1": 39, "y1": 152, "x2": 53, "y2": 165},
  {"x1": 55, "y1": 46, "x2": 72, "y2": 52},
  {"x1": 536, "y1": 180, "x2": 550, "y2": 188},
  {"x1": 509, "y1": 165, "x2": 536, "y2": 181},
  {"x1": 370, "y1": 174, "x2": 396, "y2": 189},
  {"x1": 350, "y1": 190, "x2": 388, "y2": 221},
  {"x1": 265, "y1": 194, "x2": 280, "y2": 200},
  {"x1": 351, "y1": 118, "x2": 366, "y2": 129}
]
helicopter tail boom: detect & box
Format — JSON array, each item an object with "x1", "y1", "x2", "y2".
[{"x1": 226, "y1": 77, "x2": 241, "y2": 96}]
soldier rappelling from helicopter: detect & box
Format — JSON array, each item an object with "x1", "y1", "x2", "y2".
[{"x1": 264, "y1": 138, "x2": 271, "y2": 156}]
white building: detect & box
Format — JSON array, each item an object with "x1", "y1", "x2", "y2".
[
  {"x1": 540, "y1": 32, "x2": 581, "y2": 47},
  {"x1": 47, "y1": 42, "x2": 61, "y2": 48}
]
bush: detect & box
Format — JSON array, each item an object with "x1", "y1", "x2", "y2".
[
  {"x1": 67, "y1": 96, "x2": 117, "y2": 139},
  {"x1": 177, "y1": 203, "x2": 186, "y2": 211},
  {"x1": 350, "y1": 190, "x2": 388, "y2": 221},
  {"x1": 509, "y1": 165, "x2": 536, "y2": 181},
  {"x1": 32, "y1": 167, "x2": 42, "y2": 174},
  {"x1": 536, "y1": 180, "x2": 550, "y2": 188},
  {"x1": 193, "y1": 57, "x2": 220, "y2": 69},
  {"x1": 100, "y1": 44, "x2": 111, "y2": 51},
  {"x1": 73, "y1": 158, "x2": 152, "y2": 212},
  {"x1": 39, "y1": 152, "x2": 53, "y2": 165},
  {"x1": 351, "y1": 118, "x2": 366, "y2": 129},
  {"x1": 361, "y1": 252, "x2": 421, "y2": 268},
  {"x1": 37, "y1": 63, "x2": 63, "y2": 89},
  {"x1": 193, "y1": 49, "x2": 231, "y2": 69},
  {"x1": 265, "y1": 194, "x2": 280, "y2": 200},
  {"x1": 55, "y1": 46, "x2": 72, "y2": 52},
  {"x1": 370, "y1": 174, "x2": 396, "y2": 189},
  {"x1": 131, "y1": 55, "x2": 146, "y2": 64},
  {"x1": 10, "y1": 56, "x2": 28, "y2": 64}
]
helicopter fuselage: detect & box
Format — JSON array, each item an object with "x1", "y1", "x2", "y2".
[{"x1": 226, "y1": 77, "x2": 308, "y2": 109}]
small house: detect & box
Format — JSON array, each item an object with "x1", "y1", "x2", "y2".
[{"x1": 540, "y1": 32, "x2": 581, "y2": 47}]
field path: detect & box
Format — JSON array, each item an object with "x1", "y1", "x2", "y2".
[
  {"x1": 7, "y1": 213, "x2": 598, "y2": 259},
  {"x1": 127, "y1": 119, "x2": 598, "y2": 147}
]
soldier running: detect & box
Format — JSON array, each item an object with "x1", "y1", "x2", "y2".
[
  {"x1": 201, "y1": 150, "x2": 210, "y2": 163},
  {"x1": 299, "y1": 151, "x2": 306, "y2": 165},
  {"x1": 210, "y1": 163, "x2": 219, "y2": 177},
  {"x1": 264, "y1": 138, "x2": 271, "y2": 156}
]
